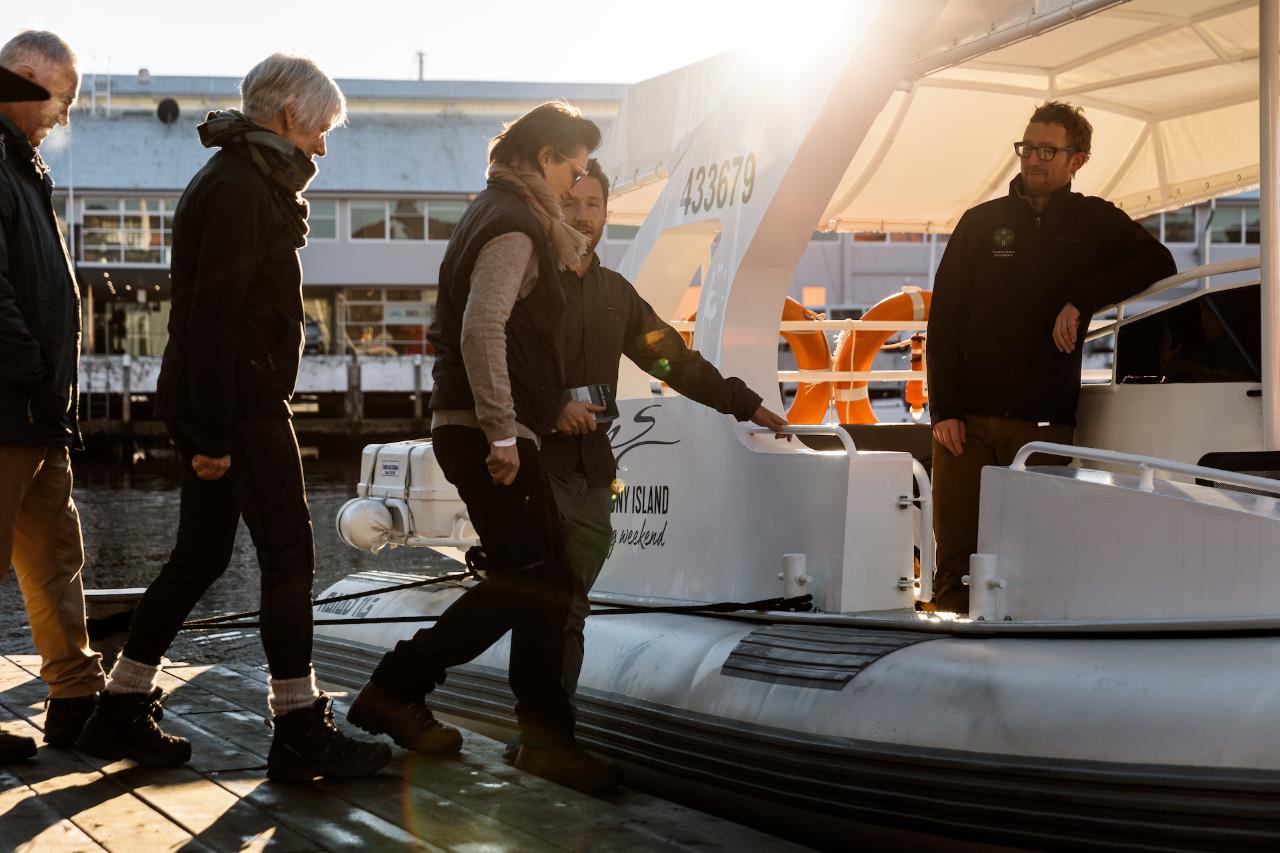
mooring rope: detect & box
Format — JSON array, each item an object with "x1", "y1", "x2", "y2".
[{"x1": 177, "y1": 593, "x2": 815, "y2": 630}]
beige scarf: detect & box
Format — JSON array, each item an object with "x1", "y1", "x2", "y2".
[{"x1": 487, "y1": 161, "x2": 587, "y2": 269}]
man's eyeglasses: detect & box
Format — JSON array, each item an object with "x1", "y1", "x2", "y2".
[{"x1": 1014, "y1": 141, "x2": 1080, "y2": 161}]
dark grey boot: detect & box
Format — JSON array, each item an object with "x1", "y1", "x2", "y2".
[
  {"x1": 0, "y1": 730, "x2": 36, "y2": 764},
  {"x1": 74, "y1": 690, "x2": 190, "y2": 767},
  {"x1": 267, "y1": 694, "x2": 392, "y2": 783}
]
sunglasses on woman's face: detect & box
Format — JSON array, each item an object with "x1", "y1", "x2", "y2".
[{"x1": 568, "y1": 160, "x2": 589, "y2": 186}]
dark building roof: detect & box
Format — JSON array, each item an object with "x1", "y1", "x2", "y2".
[{"x1": 79, "y1": 74, "x2": 626, "y2": 104}]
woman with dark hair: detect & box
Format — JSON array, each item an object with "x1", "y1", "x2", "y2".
[
  {"x1": 75, "y1": 53, "x2": 391, "y2": 782},
  {"x1": 346, "y1": 100, "x2": 622, "y2": 794}
]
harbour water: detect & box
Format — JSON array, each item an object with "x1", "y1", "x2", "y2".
[{"x1": 0, "y1": 451, "x2": 456, "y2": 665}]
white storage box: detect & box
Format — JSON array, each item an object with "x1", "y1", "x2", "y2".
[{"x1": 337, "y1": 439, "x2": 475, "y2": 553}]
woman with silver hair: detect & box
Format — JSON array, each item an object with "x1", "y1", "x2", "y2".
[{"x1": 76, "y1": 53, "x2": 391, "y2": 781}]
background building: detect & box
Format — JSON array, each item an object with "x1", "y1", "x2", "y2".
[
  {"x1": 42, "y1": 72, "x2": 1258, "y2": 423},
  {"x1": 41, "y1": 74, "x2": 624, "y2": 360}
]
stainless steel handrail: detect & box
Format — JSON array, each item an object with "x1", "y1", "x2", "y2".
[
  {"x1": 1085, "y1": 256, "x2": 1260, "y2": 343},
  {"x1": 745, "y1": 424, "x2": 857, "y2": 453},
  {"x1": 1011, "y1": 441, "x2": 1280, "y2": 499}
]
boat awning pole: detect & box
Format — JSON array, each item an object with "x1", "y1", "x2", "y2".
[{"x1": 1263, "y1": 0, "x2": 1280, "y2": 450}]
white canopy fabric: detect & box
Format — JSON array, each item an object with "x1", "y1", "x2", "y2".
[{"x1": 600, "y1": 0, "x2": 1265, "y2": 231}]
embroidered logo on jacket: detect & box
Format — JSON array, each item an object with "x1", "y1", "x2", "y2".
[{"x1": 992, "y1": 226, "x2": 1016, "y2": 258}]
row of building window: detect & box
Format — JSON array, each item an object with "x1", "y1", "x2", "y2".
[
  {"x1": 62, "y1": 197, "x2": 644, "y2": 266},
  {"x1": 1140, "y1": 206, "x2": 1261, "y2": 246},
  {"x1": 839, "y1": 206, "x2": 1262, "y2": 247},
  {"x1": 88, "y1": 285, "x2": 438, "y2": 357}
]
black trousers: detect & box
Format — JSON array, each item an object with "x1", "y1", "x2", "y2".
[
  {"x1": 370, "y1": 426, "x2": 576, "y2": 749},
  {"x1": 123, "y1": 417, "x2": 315, "y2": 679}
]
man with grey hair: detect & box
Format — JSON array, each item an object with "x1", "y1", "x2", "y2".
[
  {"x1": 76, "y1": 52, "x2": 391, "y2": 782},
  {"x1": 0, "y1": 30, "x2": 109, "y2": 763}
]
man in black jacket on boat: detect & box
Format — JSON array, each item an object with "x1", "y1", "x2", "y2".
[
  {"x1": 926, "y1": 101, "x2": 1176, "y2": 614},
  {"x1": 524, "y1": 160, "x2": 786, "y2": 737}
]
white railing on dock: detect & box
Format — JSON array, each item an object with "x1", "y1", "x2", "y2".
[{"x1": 78, "y1": 354, "x2": 437, "y2": 395}]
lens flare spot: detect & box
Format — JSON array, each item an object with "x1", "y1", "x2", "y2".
[
  {"x1": 611, "y1": 478, "x2": 626, "y2": 495},
  {"x1": 651, "y1": 358, "x2": 671, "y2": 379}
]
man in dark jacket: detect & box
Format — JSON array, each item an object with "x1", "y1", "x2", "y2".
[
  {"x1": 536, "y1": 160, "x2": 787, "y2": 709},
  {"x1": 0, "y1": 32, "x2": 107, "y2": 763},
  {"x1": 926, "y1": 101, "x2": 1176, "y2": 614}
]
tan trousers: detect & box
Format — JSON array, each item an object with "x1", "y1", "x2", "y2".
[
  {"x1": 0, "y1": 446, "x2": 105, "y2": 698},
  {"x1": 930, "y1": 415, "x2": 1073, "y2": 614}
]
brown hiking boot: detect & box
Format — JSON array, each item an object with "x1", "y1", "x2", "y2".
[
  {"x1": 346, "y1": 681, "x2": 462, "y2": 756},
  {"x1": 514, "y1": 745, "x2": 623, "y2": 795}
]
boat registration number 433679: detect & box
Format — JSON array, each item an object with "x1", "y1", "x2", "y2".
[{"x1": 680, "y1": 153, "x2": 757, "y2": 215}]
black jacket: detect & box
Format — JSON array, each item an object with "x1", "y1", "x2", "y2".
[
  {"x1": 542, "y1": 255, "x2": 763, "y2": 487},
  {"x1": 0, "y1": 115, "x2": 81, "y2": 448},
  {"x1": 927, "y1": 177, "x2": 1176, "y2": 427},
  {"x1": 155, "y1": 149, "x2": 305, "y2": 457},
  {"x1": 429, "y1": 180, "x2": 565, "y2": 437}
]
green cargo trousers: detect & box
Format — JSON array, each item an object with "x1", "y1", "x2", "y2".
[{"x1": 930, "y1": 414, "x2": 1073, "y2": 614}]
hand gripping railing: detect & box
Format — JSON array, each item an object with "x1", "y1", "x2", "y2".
[
  {"x1": 746, "y1": 425, "x2": 935, "y2": 602},
  {"x1": 1011, "y1": 442, "x2": 1280, "y2": 504}
]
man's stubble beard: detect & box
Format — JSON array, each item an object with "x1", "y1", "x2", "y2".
[{"x1": 574, "y1": 221, "x2": 602, "y2": 255}]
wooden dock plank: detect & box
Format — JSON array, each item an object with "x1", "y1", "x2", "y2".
[
  {"x1": 316, "y1": 765, "x2": 564, "y2": 853},
  {"x1": 0, "y1": 711, "x2": 203, "y2": 851},
  {"x1": 121, "y1": 768, "x2": 317, "y2": 852},
  {"x1": 161, "y1": 666, "x2": 708, "y2": 852},
  {"x1": 145, "y1": 691, "x2": 528, "y2": 852},
  {"x1": 0, "y1": 658, "x2": 312, "y2": 852},
  {"x1": 0, "y1": 768, "x2": 105, "y2": 852},
  {"x1": 0, "y1": 653, "x2": 808, "y2": 852},
  {"x1": 215, "y1": 770, "x2": 445, "y2": 852},
  {"x1": 447, "y1": 737, "x2": 812, "y2": 853}
]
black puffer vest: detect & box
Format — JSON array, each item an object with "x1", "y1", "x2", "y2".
[{"x1": 428, "y1": 180, "x2": 565, "y2": 437}]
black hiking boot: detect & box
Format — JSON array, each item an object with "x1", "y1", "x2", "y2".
[
  {"x1": 515, "y1": 745, "x2": 623, "y2": 795},
  {"x1": 47, "y1": 688, "x2": 166, "y2": 748},
  {"x1": 0, "y1": 730, "x2": 37, "y2": 763},
  {"x1": 74, "y1": 690, "x2": 191, "y2": 767},
  {"x1": 347, "y1": 680, "x2": 463, "y2": 756},
  {"x1": 267, "y1": 694, "x2": 392, "y2": 782},
  {"x1": 43, "y1": 694, "x2": 97, "y2": 747}
]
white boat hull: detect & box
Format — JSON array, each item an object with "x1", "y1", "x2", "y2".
[{"x1": 313, "y1": 573, "x2": 1280, "y2": 851}]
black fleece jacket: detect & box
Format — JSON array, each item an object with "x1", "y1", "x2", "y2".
[
  {"x1": 0, "y1": 115, "x2": 80, "y2": 448},
  {"x1": 542, "y1": 254, "x2": 762, "y2": 487},
  {"x1": 926, "y1": 176, "x2": 1175, "y2": 427},
  {"x1": 155, "y1": 148, "x2": 305, "y2": 457}
]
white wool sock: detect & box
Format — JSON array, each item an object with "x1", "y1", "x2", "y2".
[
  {"x1": 268, "y1": 668, "x2": 320, "y2": 717},
  {"x1": 104, "y1": 656, "x2": 160, "y2": 695}
]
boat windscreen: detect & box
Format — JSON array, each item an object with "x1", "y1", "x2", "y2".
[{"x1": 1116, "y1": 286, "x2": 1261, "y2": 385}]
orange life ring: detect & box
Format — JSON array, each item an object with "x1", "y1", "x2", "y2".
[
  {"x1": 833, "y1": 287, "x2": 931, "y2": 424},
  {"x1": 680, "y1": 296, "x2": 832, "y2": 424}
]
